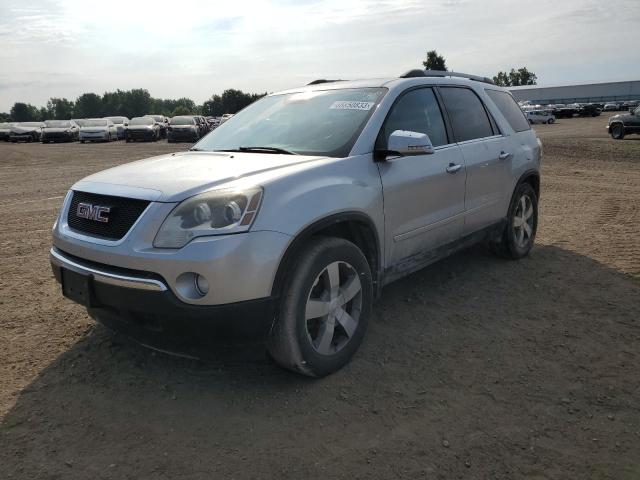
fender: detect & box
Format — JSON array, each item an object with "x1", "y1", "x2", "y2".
[{"x1": 270, "y1": 211, "x2": 383, "y2": 299}]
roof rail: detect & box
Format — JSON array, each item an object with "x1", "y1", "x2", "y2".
[
  {"x1": 307, "y1": 79, "x2": 344, "y2": 85},
  {"x1": 400, "y1": 69, "x2": 495, "y2": 85}
]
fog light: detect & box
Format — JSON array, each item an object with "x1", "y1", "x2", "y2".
[{"x1": 194, "y1": 274, "x2": 209, "y2": 296}]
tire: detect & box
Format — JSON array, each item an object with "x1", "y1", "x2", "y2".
[
  {"x1": 267, "y1": 236, "x2": 373, "y2": 377},
  {"x1": 610, "y1": 123, "x2": 625, "y2": 140},
  {"x1": 491, "y1": 182, "x2": 538, "y2": 260},
  {"x1": 547, "y1": 118, "x2": 555, "y2": 124}
]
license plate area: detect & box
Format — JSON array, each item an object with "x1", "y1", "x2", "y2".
[{"x1": 61, "y1": 269, "x2": 93, "y2": 307}]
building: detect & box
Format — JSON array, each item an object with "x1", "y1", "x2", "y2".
[{"x1": 509, "y1": 80, "x2": 640, "y2": 105}]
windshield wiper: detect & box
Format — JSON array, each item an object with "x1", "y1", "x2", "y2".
[
  {"x1": 189, "y1": 147, "x2": 203, "y2": 151},
  {"x1": 220, "y1": 147, "x2": 298, "y2": 155}
]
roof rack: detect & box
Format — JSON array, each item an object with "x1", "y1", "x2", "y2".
[
  {"x1": 400, "y1": 69, "x2": 495, "y2": 85},
  {"x1": 307, "y1": 79, "x2": 344, "y2": 85}
]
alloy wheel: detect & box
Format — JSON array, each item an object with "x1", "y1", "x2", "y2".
[
  {"x1": 304, "y1": 261, "x2": 362, "y2": 355},
  {"x1": 512, "y1": 194, "x2": 535, "y2": 248}
]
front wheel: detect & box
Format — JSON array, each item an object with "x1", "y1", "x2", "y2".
[
  {"x1": 491, "y1": 182, "x2": 538, "y2": 259},
  {"x1": 268, "y1": 237, "x2": 373, "y2": 377},
  {"x1": 610, "y1": 123, "x2": 625, "y2": 140}
]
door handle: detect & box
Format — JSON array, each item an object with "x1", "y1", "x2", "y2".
[
  {"x1": 498, "y1": 151, "x2": 512, "y2": 160},
  {"x1": 446, "y1": 163, "x2": 462, "y2": 174}
]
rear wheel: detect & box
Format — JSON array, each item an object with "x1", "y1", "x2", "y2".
[
  {"x1": 491, "y1": 182, "x2": 538, "y2": 259},
  {"x1": 610, "y1": 123, "x2": 625, "y2": 140},
  {"x1": 268, "y1": 237, "x2": 373, "y2": 377}
]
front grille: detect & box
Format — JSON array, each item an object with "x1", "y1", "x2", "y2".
[{"x1": 67, "y1": 191, "x2": 150, "y2": 240}]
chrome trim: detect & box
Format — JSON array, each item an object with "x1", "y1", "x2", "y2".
[{"x1": 50, "y1": 247, "x2": 167, "y2": 292}]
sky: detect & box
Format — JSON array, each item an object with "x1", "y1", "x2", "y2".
[{"x1": 1, "y1": 0, "x2": 639, "y2": 112}]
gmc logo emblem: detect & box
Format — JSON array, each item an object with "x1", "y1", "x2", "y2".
[{"x1": 77, "y1": 202, "x2": 111, "y2": 223}]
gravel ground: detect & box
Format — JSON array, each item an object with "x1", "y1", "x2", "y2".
[{"x1": 0, "y1": 117, "x2": 639, "y2": 479}]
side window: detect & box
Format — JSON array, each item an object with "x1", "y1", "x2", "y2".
[
  {"x1": 439, "y1": 87, "x2": 494, "y2": 142},
  {"x1": 485, "y1": 89, "x2": 531, "y2": 133},
  {"x1": 378, "y1": 88, "x2": 448, "y2": 148}
]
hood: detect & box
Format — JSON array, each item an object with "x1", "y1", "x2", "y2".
[
  {"x1": 72, "y1": 151, "x2": 325, "y2": 202},
  {"x1": 12, "y1": 126, "x2": 40, "y2": 133},
  {"x1": 609, "y1": 113, "x2": 631, "y2": 122},
  {"x1": 170, "y1": 125, "x2": 195, "y2": 129},
  {"x1": 81, "y1": 126, "x2": 108, "y2": 132},
  {"x1": 127, "y1": 125, "x2": 153, "y2": 130}
]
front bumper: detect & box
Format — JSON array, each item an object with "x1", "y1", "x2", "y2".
[
  {"x1": 43, "y1": 132, "x2": 74, "y2": 142},
  {"x1": 167, "y1": 129, "x2": 198, "y2": 141},
  {"x1": 50, "y1": 248, "x2": 276, "y2": 345},
  {"x1": 80, "y1": 132, "x2": 109, "y2": 141},
  {"x1": 126, "y1": 129, "x2": 156, "y2": 140},
  {"x1": 53, "y1": 194, "x2": 292, "y2": 305}
]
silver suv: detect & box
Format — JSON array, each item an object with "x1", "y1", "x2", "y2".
[{"x1": 51, "y1": 70, "x2": 541, "y2": 376}]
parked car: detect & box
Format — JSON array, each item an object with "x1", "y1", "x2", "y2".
[
  {"x1": 72, "y1": 118, "x2": 87, "y2": 127},
  {"x1": 106, "y1": 116, "x2": 129, "y2": 140},
  {"x1": 126, "y1": 116, "x2": 160, "y2": 142},
  {"x1": 144, "y1": 115, "x2": 169, "y2": 138},
  {"x1": 526, "y1": 110, "x2": 555, "y2": 124},
  {"x1": 50, "y1": 70, "x2": 541, "y2": 377},
  {"x1": 79, "y1": 118, "x2": 118, "y2": 143},
  {"x1": 42, "y1": 120, "x2": 79, "y2": 143},
  {"x1": 167, "y1": 116, "x2": 200, "y2": 143},
  {"x1": 0, "y1": 122, "x2": 14, "y2": 141},
  {"x1": 577, "y1": 104, "x2": 601, "y2": 117},
  {"x1": 197, "y1": 115, "x2": 210, "y2": 134},
  {"x1": 622, "y1": 100, "x2": 639, "y2": 111},
  {"x1": 554, "y1": 106, "x2": 578, "y2": 118},
  {"x1": 603, "y1": 103, "x2": 619, "y2": 112},
  {"x1": 220, "y1": 113, "x2": 234, "y2": 124},
  {"x1": 9, "y1": 122, "x2": 44, "y2": 142},
  {"x1": 607, "y1": 106, "x2": 640, "y2": 139}
]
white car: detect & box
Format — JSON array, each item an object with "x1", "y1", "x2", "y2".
[
  {"x1": 526, "y1": 110, "x2": 555, "y2": 124},
  {"x1": 106, "y1": 116, "x2": 129, "y2": 140},
  {"x1": 79, "y1": 118, "x2": 118, "y2": 143},
  {"x1": 220, "y1": 113, "x2": 234, "y2": 124},
  {"x1": 603, "y1": 103, "x2": 619, "y2": 112}
]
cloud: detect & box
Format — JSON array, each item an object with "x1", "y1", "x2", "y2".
[{"x1": 0, "y1": 0, "x2": 639, "y2": 111}]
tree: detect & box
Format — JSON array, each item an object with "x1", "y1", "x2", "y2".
[
  {"x1": 46, "y1": 97, "x2": 75, "y2": 119},
  {"x1": 171, "y1": 106, "x2": 192, "y2": 116},
  {"x1": 10, "y1": 102, "x2": 40, "y2": 121},
  {"x1": 202, "y1": 90, "x2": 266, "y2": 116},
  {"x1": 423, "y1": 50, "x2": 447, "y2": 71},
  {"x1": 74, "y1": 93, "x2": 103, "y2": 118},
  {"x1": 493, "y1": 67, "x2": 537, "y2": 87},
  {"x1": 123, "y1": 89, "x2": 153, "y2": 118},
  {"x1": 0, "y1": 112, "x2": 10, "y2": 122}
]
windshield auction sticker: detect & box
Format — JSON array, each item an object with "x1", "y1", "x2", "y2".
[{"x1": 330, "y1": 101, "x2": 375, "y2": 111}]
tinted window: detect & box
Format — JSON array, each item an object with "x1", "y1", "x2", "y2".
[
  {"x1": 439, "y1": 87, "x2": 494, "y2": 142},
  {"x1": 379, "y1": 88, "x2": 448, "y2": 148},
  {"x1": 485, "y1": 89, "x2": 531, "y2": 133}
]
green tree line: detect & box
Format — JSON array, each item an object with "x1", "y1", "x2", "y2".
[{"x1": 1, "y1": 88, "x2": 267, "y2": 122}]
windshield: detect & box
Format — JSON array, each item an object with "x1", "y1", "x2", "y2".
[
  {"x1": 107, "y1": 117, "x2": 126, "y2": 124},
  {"x1": 84, "y1": 119, "x2": 107, "y2": 127},
  {"x1": 45, "y1": 120, "x2": 72, "y2": 128},
  {"x1": 147, "y1": 115, "x2": 163, "y2": 121},
  {"x1": 130, "y1": 117, "x2": 154, "y2": 125},
  {"x1": 194, "y1": 87, "x2": 387, "y2": 157},
  {"x1": 20, "y1": 122, "x2": 43, "y2": 127},
  {"x1": 171, "y1": 116, "x2": 195, "y2": 125}
]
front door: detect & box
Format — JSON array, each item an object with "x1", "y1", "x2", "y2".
[{"x1": 377, "y1": 87, "x2": 466, "y2": 275}]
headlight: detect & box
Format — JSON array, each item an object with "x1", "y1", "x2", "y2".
[{"x1": 153, "y1": 187, "x2": 263, "y2": 248}]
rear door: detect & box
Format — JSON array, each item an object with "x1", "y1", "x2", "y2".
[
  {"x1": 377, "y1": 87, "x2": 466, "y2": 272},
  {"x1": 438, "y1": 86, "x2": 514, "y2": 235}
]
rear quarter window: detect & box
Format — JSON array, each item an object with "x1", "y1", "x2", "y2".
[{"x1": 486, "y1": 89, "x2": 531, "y2": 133}]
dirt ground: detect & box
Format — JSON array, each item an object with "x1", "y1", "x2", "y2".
[{"x1": 0, "y1": 118, "x2": 638, "y2": 479}]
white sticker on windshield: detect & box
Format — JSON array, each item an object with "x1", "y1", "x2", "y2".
[{"x1": 330, "y1": 101, "x2": 375, "y2": 111}]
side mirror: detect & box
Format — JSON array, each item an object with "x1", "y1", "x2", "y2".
[{"x1": 378, "y1": 130, "x2": 435, "y2": 160}]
